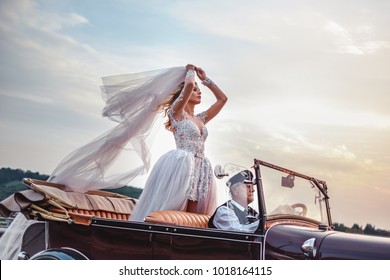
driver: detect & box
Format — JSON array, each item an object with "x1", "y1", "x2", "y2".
[{"x1": 208, "y1": 170, "x2": 259, "y2": 232}]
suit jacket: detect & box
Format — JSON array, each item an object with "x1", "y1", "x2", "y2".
[{"x1": 208, "y1": 200, "x2": 258, "y2": 228}]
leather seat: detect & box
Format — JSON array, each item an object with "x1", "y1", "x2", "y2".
[{"x1": 144, "y1": 210, "x2": 210, "y2": 228}]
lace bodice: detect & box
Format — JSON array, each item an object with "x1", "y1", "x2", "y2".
[{"x1": 170, "y1": 111, "x2": 208, "y2": 157}]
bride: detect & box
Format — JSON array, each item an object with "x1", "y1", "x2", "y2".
[{"x1": 130, "y1": 64, "x2": 228, "y2": 221}]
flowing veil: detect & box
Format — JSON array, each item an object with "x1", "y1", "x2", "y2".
[
  {"x1": 48, "y1": 66, "x2": 186, "y2": 192},
  {"x1": 0, "y1": 214, "x2": 35, "y2": 260},
  {"x1": 0, "y1": 66, "x2": 186, "y2": 259}
]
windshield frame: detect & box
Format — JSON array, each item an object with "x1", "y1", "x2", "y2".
[{"x1": 253, "y1": 158, "x2": 333, "y2": 234}]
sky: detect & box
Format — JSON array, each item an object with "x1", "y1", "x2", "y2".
[{"x1": 0, "y1": 0, "x2": 389, "y2": 230}]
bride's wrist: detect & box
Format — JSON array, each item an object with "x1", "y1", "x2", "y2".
[
  {"x1": 186, "y1": 69, "x2": 195, "y2": 78},
  {"x1": 201, "y1": 77, "x2": 214, "y2": 86}
]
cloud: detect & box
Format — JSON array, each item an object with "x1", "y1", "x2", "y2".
[
  {"x1": 0, "y1": 0, "x2": 111, "y2": 118},
  {"x1": 324, "y1": 20, "x2": 390, "y2": 55},
  {"x1": 0, "y1": 0, "x2": 89, "y2": 32}
]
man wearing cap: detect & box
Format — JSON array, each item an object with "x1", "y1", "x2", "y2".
[{"x1": 208, "y1": 170, "x2": 259, "y2": 232}]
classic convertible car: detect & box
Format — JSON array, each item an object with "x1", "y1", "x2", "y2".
[{"x1": 1, "y1": 158, "x2": 389, "y2": 260}]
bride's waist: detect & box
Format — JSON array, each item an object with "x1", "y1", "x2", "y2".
[{"x1": 175, "y1": 148, "x2": 204, "y2": 158}]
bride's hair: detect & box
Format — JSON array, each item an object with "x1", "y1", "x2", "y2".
[{"x1": 157, "y1": 81, "x2": 185, "y2": 131}]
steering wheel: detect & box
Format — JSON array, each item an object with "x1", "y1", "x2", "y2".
[{"x1": 290, "y1": 203, "x2": 308, "y2": 217}]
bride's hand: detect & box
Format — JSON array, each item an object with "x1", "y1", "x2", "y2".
[
  {"x1": 195, "y1": 67, "x2": 207, "y2": 81},
  {"x1": 186, "y1": 64, "x2": 197, "y2": 70}
]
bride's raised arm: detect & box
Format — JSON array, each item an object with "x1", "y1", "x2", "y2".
[
  {"x1": 196, "y1": 67, "x2": 228, "y2": 124},
  {"x1": 170, "y1": 64, "x2": 197, "y2": 119}
]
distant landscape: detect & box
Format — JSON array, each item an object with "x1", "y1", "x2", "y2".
[{"x1": 0, "y1": 167, "x2": 389, "y2": 237}]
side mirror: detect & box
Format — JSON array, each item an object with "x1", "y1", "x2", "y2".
[{"x1": 214, "y1": 164, "x2": 229, "y2": 179}]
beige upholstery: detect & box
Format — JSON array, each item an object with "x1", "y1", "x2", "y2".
[
  {"x1": 144, "y1": 210, "x2": 210, "y2": 228},
  {"x1": 0, "y1": 178, "x2": 137, "y2": 225}
]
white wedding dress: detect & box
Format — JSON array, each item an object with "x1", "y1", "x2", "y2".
[{"x1": 130, "y1": 109, "x2": 217, "y2": 221}]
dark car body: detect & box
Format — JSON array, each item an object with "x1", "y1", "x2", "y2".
[{"x1": 16, "y1": 158, "x2": 390, "y2": 260}]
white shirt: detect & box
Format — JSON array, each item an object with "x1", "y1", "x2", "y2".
[{"x1": 211, "y1": 200, "x2": 259, "y2": 233}]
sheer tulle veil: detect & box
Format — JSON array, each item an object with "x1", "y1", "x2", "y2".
[
  {"x1": 0, "y1": 66, "x2": 186, "y2": 259},
  {"x1": 48, "y1": 66, "x2": 186, "y2": 192}
]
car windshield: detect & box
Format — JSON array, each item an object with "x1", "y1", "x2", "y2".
[{"x1": 257, "y1": 160, "x2": 330, "y2": 225}]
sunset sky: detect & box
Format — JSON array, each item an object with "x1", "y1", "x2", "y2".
[{"x1": 0, "y1": 0, "x2": 389, "y2": 230}]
